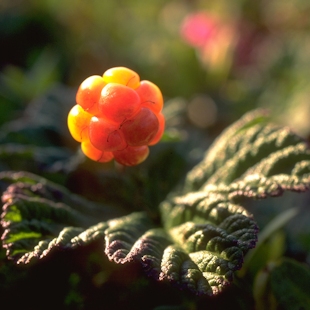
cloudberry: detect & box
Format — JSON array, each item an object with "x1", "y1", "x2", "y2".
[{"x1": 68, "y1": 67, "x2": 165, "y2": 166}]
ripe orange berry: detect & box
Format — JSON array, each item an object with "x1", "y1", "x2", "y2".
[
  {"x1": 103, "y1": 67, "x2": 140, "y2": 89},
  {"x1": 76, "y1": 75, "x2": 106, "y2": 115},
  {"x1": 136, "y1": 80, "x2": 163, "y2": 114},
  {"x1": 81, "y1": 140, "x2": 114, "y2": 163},
  {"x1": 120, "y1": 108, "x2": 159, "y2": 146},
  {"x1": 149, "y1": 113, "x2": 165, "y2": 146},
  {"x1": 98, "y1": 83, "x2": 141, "y2": 123},
  {"x1": 113, "y1": 145, "x2": 149, "y2": 166},
  {"x1": 67, "y1": 105, "x2": 92, "y2": 142},
  {"x1": 89, "y1": 116, "x2": 127, "y2": 152},
  {"x1": 68, "y1": 67, "x2": 165, "y2": 166}
]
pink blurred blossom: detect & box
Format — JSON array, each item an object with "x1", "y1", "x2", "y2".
[
  {"x1": 180, "y1": 12, "x2": 219, "y2": 47},
  {"x1": 180, "y1": 12, "x2": 237, "y2": 71}
]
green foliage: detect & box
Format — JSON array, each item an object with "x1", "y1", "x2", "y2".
[
  {"x1": 0, "y1": 171, "x2": 122, "y2": 261},
  {"x1": 1, "y1": 110, "x2": 310, "y2": 301},
  {"x1": 0, "y1": 171, "x2": 255, "y2": 296},
  {"x1": 269, "y1": 259, "x2": 310, "y2": 310},
  {"x1": 0, "y1": 49, "x2": 60, "y2": 102},
  {"x1": 253, "y1": 259, "x2": 310, "y2": 310},
  {"x1": 1, "y1": 1, "x2": 310, "y2": 308},
  {"x1": 185, "y1": 110, "x2": 310, "y2": 200}
]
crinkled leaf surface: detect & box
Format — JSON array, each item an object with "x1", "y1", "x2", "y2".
[
  {"x1": 0, "y1": 171, "x2": 122, "y2": 263},
  {"x1": 159, "y1": 191, "x2": 258, "y2": 295},
  {"x1": 184, "y1": 109, "x2": 310, "y2": 199},
  {"x1": 0, "y1": 172, "x2": 257, "y2": 295},
  {"x1": 2, "y1": 109, "x2": 310, "y2": 296}
]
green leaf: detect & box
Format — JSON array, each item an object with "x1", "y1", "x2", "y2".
[
  {"x1": 253, "y1": 258, "x2": 310, "y2": 310},
  {"x1": 0, "y1": 85, "x2": 79, "y2": 178},
  {"x1": 0, "y1": 85, "x2": 73, "y2": 147},
  {"x1": 241, "y1": 207, "x2": 299, "y2": 277},
  {"x1": 184, "y1": 109, "x2": 270, "y2": 192},
  {"x1": 15, "y1": 223, "x2": 108, "y2": 264},
  {"x1": 159, "y1": 191, "x2": 258, "y2": 295},
  {"x1": 0, "y1": 171, "x2": 256, "y2": 295},
  {"x1": 104, "y1": 209, "x2": 252, "y2": 295},
  {"x1": 0, "y1": 144, "x2": 74, "y2": 175},
  {"x1": 0, "y1": 171, "x2": 123, "y2": 263},
  {"x1": 0, "y1": 171, "x2": 120, "y2": 219},
  {"x1": 269, "y1": 259, "x2": 310, "y2": 310},
  {"x1": 2, "y1": 109, "x2": 310, "y2": 296},
  {"x1": 184, "y1": 109, "x2": 310, "y2": 199}
]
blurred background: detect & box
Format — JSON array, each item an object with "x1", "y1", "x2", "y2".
[{"x1": 1, "y1": 0, "x2": 310, "y2": 137}]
